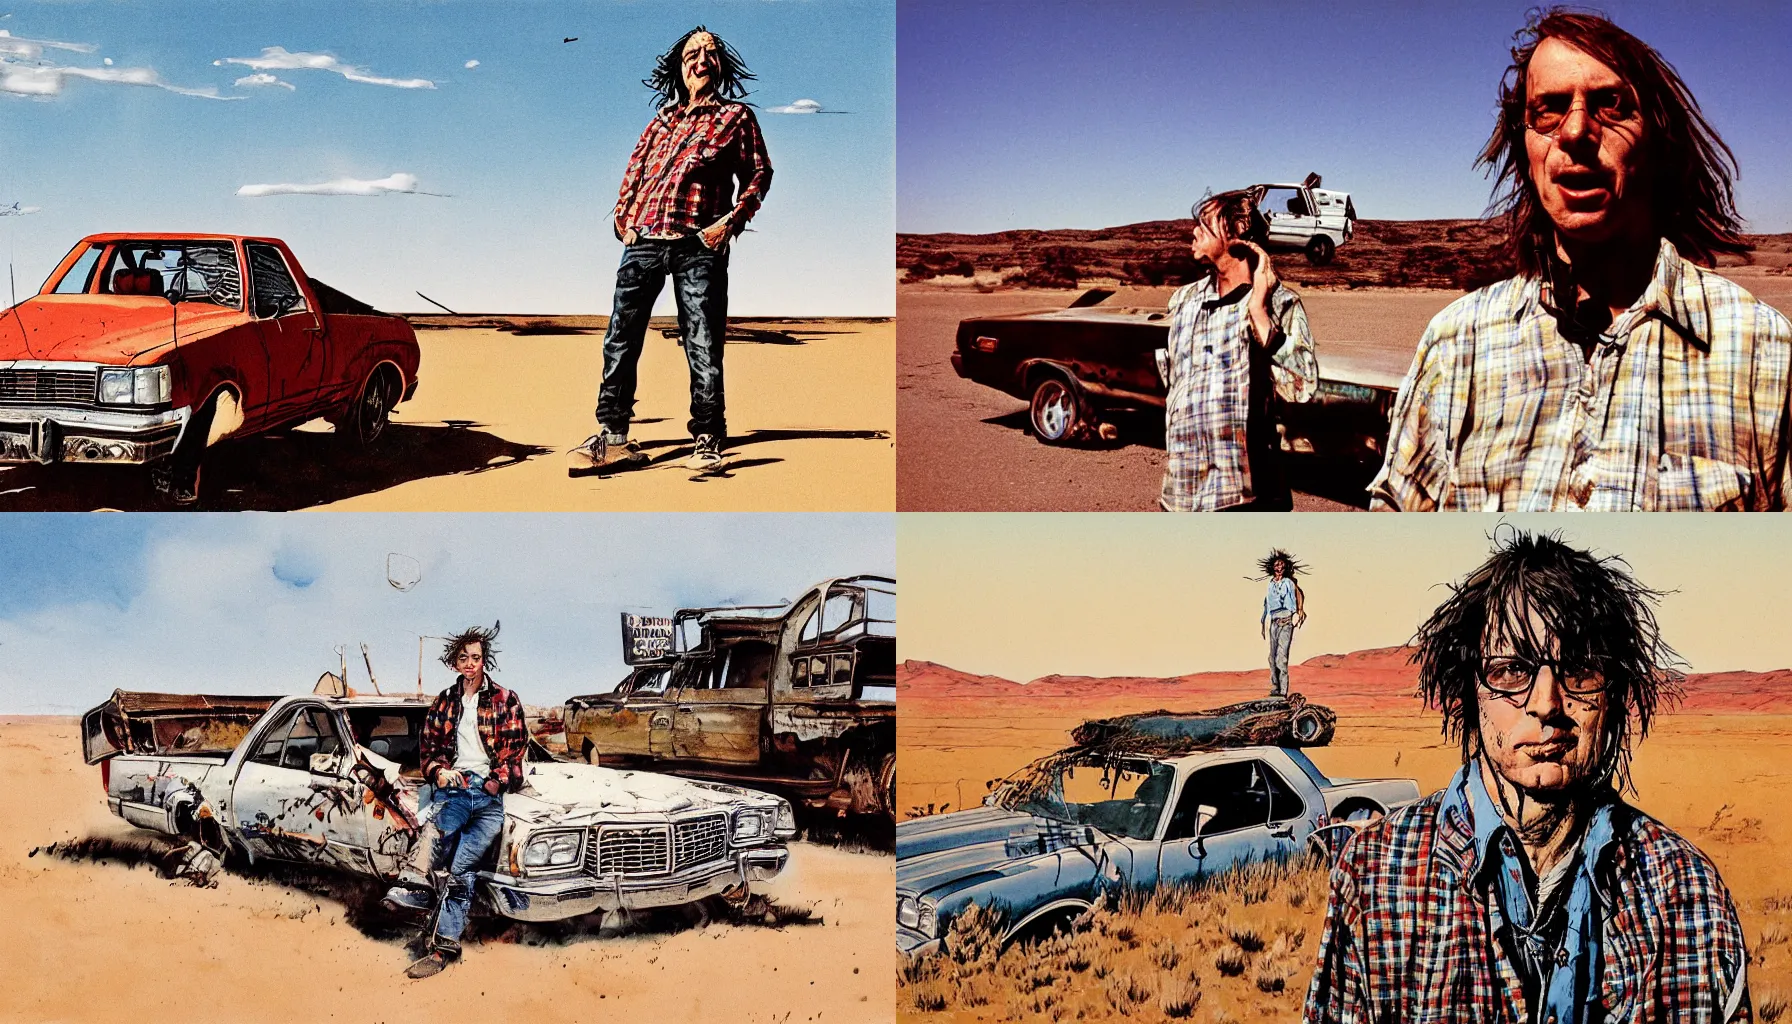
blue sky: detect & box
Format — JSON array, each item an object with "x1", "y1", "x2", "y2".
[
  {"x1": 0, "y1": 0, "x2": 895, "y2": 315},
  {"x1": 898, "y1": 1, "x2": 1792, "y2": 234},
  {"x1": 0, "y1": 513, "x2": 895, "y2": 713}
]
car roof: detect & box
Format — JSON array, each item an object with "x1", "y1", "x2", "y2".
[{"x1": 77, "y1": 233, "x2": 280, "y2": 244}]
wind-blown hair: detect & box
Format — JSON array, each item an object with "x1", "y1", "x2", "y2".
[
  {"x1": 1479, "y1": 7, "x2": 1748, "y2": 276},
  {"x1": 1411, "y1": 528, "x2": 1681, "y2": 792},
  {"x1": 1250, "y1": 548, "x2": 1308, "y2": 581},
  {"x1": 1191, "y1": 188, "x2": 1259, "y2": 243},
  {"x1": 644, "y1": 25, "x2": 756, "y2": 108},
  {"x1": 441, "y1": 622, "x2": 501, "y2": 673}
]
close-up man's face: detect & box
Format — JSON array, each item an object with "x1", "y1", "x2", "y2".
[
  {"x1": 1272, "y1": 559, "x2": 1287, "y2": 578},
  {"x1": 681, "y1": 31, "x2": 720, "y2": 99},
  {"x1": 1523, "y1": 37, "x2": 1652, "y2": 249},
  {"x1": 1475, "y1": 601, "x2": 1609, "y2": 795},
  {"x1": 454, "y1": 642, "x2": 486, "y2": 682}
]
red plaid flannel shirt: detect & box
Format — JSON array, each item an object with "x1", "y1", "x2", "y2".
[
  {"x1": 419, "y1": 676, "x2": 528, "y2": 793},
  {"x1": 1305, "y1": 779, "x2": 1751, "y2": 1023},
  {"x1": 614, "y1": 97, "x2": 772, "y2": 241}
]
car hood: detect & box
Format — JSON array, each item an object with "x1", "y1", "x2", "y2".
[
  {"x1": 505, "y1": 760, "x2": 776, "y2": 827},
  {"x1": 897, "y1": 806, "x2": 1103, "y2": 898},
  {"x1": 0, "y1": 295, "x2": 248, "y2": 364}
]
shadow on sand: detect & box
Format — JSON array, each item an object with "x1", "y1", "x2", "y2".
[{"x1": 0, "y1": 422, "x2": 551, "y2": 511}]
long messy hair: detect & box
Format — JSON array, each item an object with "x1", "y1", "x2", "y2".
[
  {"x1": 441, "y1": 622, "x2": 501, "y2": 673},
  {"x1": 1411, "y1": 528, "x2": 1682, "y2": 792},
  {"x1": 1249, "y1": 549, "x2": 1308, "y2": 581},
  {"x1": 1191, "y1": 188, "x2": 1259, "y2": 243},
  {"x1": 1478, "y1": 7, "x2": 1748, "y2": 275},
  {"x1": 644, "y1": 25, "x2": 756, "y2": 108}
]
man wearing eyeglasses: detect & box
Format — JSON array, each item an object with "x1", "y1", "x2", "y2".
[
  {"x1": 1305, "y1": 531, "x2": 1750, "y2": 1023},
  {"x1": 1370, "y1": 8, "x2": 1791, "y2": 510}
]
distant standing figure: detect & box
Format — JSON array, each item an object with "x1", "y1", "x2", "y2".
[
  {"x1": 1257, "y1": 549, "x2": 1307, "y2": 696},
  {"x1": 568, "y1": 25, "x2": 773, "y2": 477},
  {"x1": 1158, "y1": 189, "x2": 1318, "y2": 511}
]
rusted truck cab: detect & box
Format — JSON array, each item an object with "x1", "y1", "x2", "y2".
[{"x1": 566, "y1": 576, "x2": 897, "y2": 821}]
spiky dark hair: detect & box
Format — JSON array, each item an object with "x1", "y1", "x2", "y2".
[
  {"x1": 441, "y1": 622, "x2": 501, "y2": 672},
  {"x1": 1250, "y1": 549, "x2": 1308, "y2": 581},
  {"x1": 644, "y1": 25, "x2": 756, "y2": 108},
  {"x1": 1411, "y1": 528, "x2": 1682, "y2": 792}
]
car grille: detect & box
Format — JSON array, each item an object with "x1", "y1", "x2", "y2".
[
  {"x1": 586, "y1": 814, "x2": 731, "y2": 878},
  {"x1": 0, "y1": 368, "x2": 97, "y2": 406},
  {"x1": 589, "y1": 826, "x2": 670, "y2": 876},
  {"x1": 674, "y1": 814, "x2": 728, "y2": 868}
]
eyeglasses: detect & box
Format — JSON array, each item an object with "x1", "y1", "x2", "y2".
[
  {"x1": 1479, "y1": 656, "x2": 1606, "y2": 700},
  {"x1": 1522, "y1": 87, "x2": 1640, "y2": 137}
]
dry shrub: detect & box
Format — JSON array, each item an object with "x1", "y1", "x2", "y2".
[
  {"x1": 1160, "y1": 977, "x2": 1202, "y2": 1018},
  {"x1": 1151, "y1": 940, "x2": 1182, "y2": 971},
  {"x1": 1214, "y1": 947, "x2": 1249, "y2": 977},
  {"x1": 1761, "y1": 992, "x2": 1788, "y2": 1024},
  {"x1": 1228, "y1": 926, "x2": 1266, "y2": 953},
  {"x1": 908, "y1": 980, "x2": 948, "y2": 1012}
]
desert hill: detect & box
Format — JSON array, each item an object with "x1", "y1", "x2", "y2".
[
  {"x1": 898, "y1": 650, "x2": 1792, "y2": 715},
  {"x1": 899, "y1": 218, "x2": 1792, "y2": 291}
]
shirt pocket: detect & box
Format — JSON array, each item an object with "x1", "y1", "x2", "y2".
[{"x1": 1654, "y1": 452, "x2": 1754, "y2": 511}]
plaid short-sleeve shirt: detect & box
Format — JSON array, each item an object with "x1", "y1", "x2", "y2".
[
  {"x1": 614, "y1": 98, "x2": 773, "y2": 241},
  {"x1": 1156, "y1": 279, "x2": 1318, "y2": 510},
  {"x1": 1369, "y1": 240, "x2": 1792, "y2": 511},
  {"x1": 1304, "y1": 769, "x2": 1752, "y2": 1024}
]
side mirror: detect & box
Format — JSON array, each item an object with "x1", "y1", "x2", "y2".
[
  {"x1": 1188, "y1": 804, "x2": 1218, "y2": 859},
  {"x1": 309, "y1": 752, "x2": 342, "y2": 776}
]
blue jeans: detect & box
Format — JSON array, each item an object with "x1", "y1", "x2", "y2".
[
  {"x1": 429, "y1": 777, "x2": 504, "y2": 945},
  {"x1": 597, "y1": 236, "x2": 730, "y2": 439},
  {"x1": 1268, "y1": 616, "x2": 1295, "y2": 695}
]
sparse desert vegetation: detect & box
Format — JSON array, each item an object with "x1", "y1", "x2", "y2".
[{"x1": 899, "y1": 855, "x2": 1327, "y2": 1022}]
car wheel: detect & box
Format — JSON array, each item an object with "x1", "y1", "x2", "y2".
[
  {"x1": 878, "y1": 752, "x2": 897, "y2": 819},
  {"x1": 1305, "y1": 235, "x2": 1336, "y2": 265},
  {"x1": 1290, "y1": 708, "x2": 1326, "y2": 744},
  {"x1": 1029, "y1": 376, "x2": 1084, "y2": 444},
  {"x1": 337, "y1": 369, "x2": 393, "y2": 447}
]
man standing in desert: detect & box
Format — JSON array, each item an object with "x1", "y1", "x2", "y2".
[
  {"x1": 402, "y1": 624, "x2": 529, "y2": 979},
  {"x1": 1371, "y1": 8, "x2": 1791, "y2": 510},
  {"x1": 1258, "y1": 549, "x2": 1306, "y2": 697},
  {"x1": 1305, "y1": 531, "x2": 1750, "y2": 1023},
  {"x1": 568, "y1": 25, "x2": 773, "y2": 477},
  {"x1": 1158, "y1": 189, "x2": 1318, "y2": 511}
]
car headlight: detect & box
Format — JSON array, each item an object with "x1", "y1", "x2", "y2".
[
  {"x1": 897, "y1": 894, "x2": 938, "y2": 938},
  {"x1": 521, "y1": 829, "x2": 583, "y2": 870},
  {"x1": 773, "y1": 799, "x2": 797, "y2": 836},
  {"x1": 733, "y1": 809, "x2": 764, "y2": 842},
  {"x1": 97, "y1": 366, "x2": 171, "y2": 406}
]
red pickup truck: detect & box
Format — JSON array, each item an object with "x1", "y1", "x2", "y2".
[{"x1": 0, "y1": 233, "x2": 420, "y2": 501}]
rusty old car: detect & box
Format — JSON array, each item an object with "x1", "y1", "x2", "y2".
[
  {"x1": 83, "y1": 688, "x2": 796, "y2": 922},
  {"x1": 565, "y1": 575, "x2": 897, "y2": 823},
  {"x1": 949, "y1": 289, "x2": 1398, "y2": 459},
  {"x1": 0, "y1": 233, "x2": 420, "y2": 498}
]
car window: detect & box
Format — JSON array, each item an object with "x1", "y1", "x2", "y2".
[
  {"x1": 50, "y1": 244, "x2": 104, "y2": 294},
  {"x1": 1019, "y1": 759, "x2": 1176, "y2": 841},
  {"x1": 632, "y1": 666, "x2": 672, "y2": 696},
  {"x1": 99, "y1": 241, "x2": 243, "y2": 309},
  {"x1": 346, "y1": 709, "x2": 423, "y2": 768},
  {"x1": 819, "y1": 590, "x2": 862, "y2": 635},
  {"x1": 722, "y1": 641, "x2": 774, "y2": 690},
  {"x1": 798, "y1": 608, "x2": 820, "y2": 644},
  {"x1": 829, "y1": 652, "x2": 854, "y2": 686},
  {"x1": 280, "y1": 707, "x2": 343, "y2": 771},
  {"x1": 247, "y1": 242, "x2": 309, "y2": 319},
  {"x1": 1257, "y1": 188, "x2": 1304, "y2": 219},
  {"x1": 247, "y1": 706, "x2": 301, "y2": 767},
  {"x1": 1164, "y1": 760, "x2": 1291, "y2": 840}
]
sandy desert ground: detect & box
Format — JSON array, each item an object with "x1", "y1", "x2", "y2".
[
  {"x1": 0, "y1": 716, "x2": 895, "y2": 1024},
  {"x1": 897, "y1": 656, "x2": 1792, "y2": 1022},
  {"x1": 0, "y1": 315, "x2": 895, "y2": 512},
  {"x1": 896, "y1": 267, "x2": 1792, "y2": 512}
]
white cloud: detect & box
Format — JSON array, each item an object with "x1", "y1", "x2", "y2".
[
  {"x1": 0, "y1": 203, "x2": 39, "y2": 216},
  {"x1": 237, "y1": 172, "x2": 426, "y2": 198},
  {"x1": 464, "y1": 59, "x2": 479, "y2": 69},
  {"x1": 234, "y1": 71, "x2": 294, "y2": 91},
  {"x1": 0, "y1": 31, "x2": 232, "y2": 100},
  {"x1": 217, "y1": 46, "x2": 435, "y2": 89},
  {"x1": 766, "y1": 98, "x2": 847, "y2": 115}
]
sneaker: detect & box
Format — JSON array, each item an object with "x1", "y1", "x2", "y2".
[
  {"x1": 150, "y1": 461, "x2": 202, "y2": 506},
  {"x1": 684, "y1": 433, "x2": 724, "y2": 473},
  {"x1": 394, "y1": 867, "x2": 432, "y2": 891},
  {"x1": 567, "y1": 432, "x2": 647, "y2": 477},
  {"x1": 382, "y1": 885, "x2": 432, "y2": 914},
  {"x1": 405, "y1": 950, "x2": 451, "y2": 979}
]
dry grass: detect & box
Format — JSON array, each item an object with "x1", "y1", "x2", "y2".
[{"x1": 898, "y1": 855, "x2": 1329, "y2": 1022}]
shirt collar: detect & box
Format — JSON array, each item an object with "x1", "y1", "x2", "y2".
[
  {"x1": 1444, "y1": 760, "x2": 1622, "y2": 893},
  {"x1": 1524, "y1": 237, "x2": 1698, "y2": 349},
  {"x1": 659, "y1": 95, "x2": 726, "y2": 121}
]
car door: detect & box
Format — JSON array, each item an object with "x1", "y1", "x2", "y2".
[
  {"x1": 231, "y1": 704, "x2": 363, "y2": 870},
  {"x1": 246, "y1": 241, "x2": 327, "y2": 426},
  {"x1": 1258, "y1": 187, "x2": 1318, "y2": 249},
  {"x1": 1156, "y1": 759, "x2": 1303, "y2": 885},
  {"x1": 672, "y1": 641, "x2": 772, "y2": 765}
]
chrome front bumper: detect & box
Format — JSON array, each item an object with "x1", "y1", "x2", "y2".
[
  {"x1": 479, "y1": 845, "x2": 789, "y2": 923},
  {"x1": 0, "y1": 405, "x2": 189, "y2": 465},
  {"x1": 898, "y1": 926, "x2": 942, "y2": 959}
]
